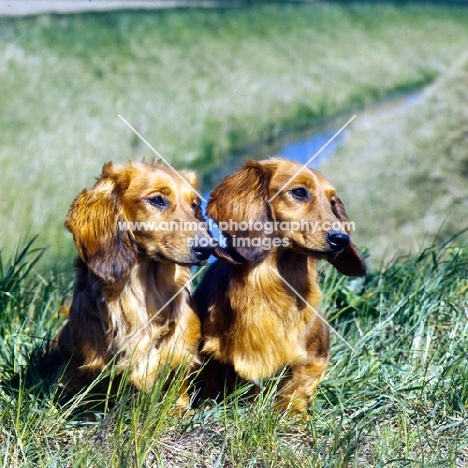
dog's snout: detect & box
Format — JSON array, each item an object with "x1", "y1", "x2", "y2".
[
  {"x1": 326, "y1": 231, "x2": 350, "y2": 252},
  {"x1": 191, "y1": 240, "x2": 215, "y2": 261}
]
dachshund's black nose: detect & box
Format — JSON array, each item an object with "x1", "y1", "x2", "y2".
[
  {"x1": 326, "y1": 231, "x2": 350, "y2": 252},
  {"x1": 191, "y1": 241, "x2": 215, "y2": 261}
]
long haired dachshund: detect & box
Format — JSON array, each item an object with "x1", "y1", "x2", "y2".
[
  {"x1": 194, "y1": 158, "x2": 365, "y2": 416},
  {"x1": 55, "y1": 161, "x2": 213, "y2": 409}
]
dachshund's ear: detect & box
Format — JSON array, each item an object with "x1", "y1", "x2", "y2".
[
  {"x1": 327, "y1": 195, "x2": 366, "y2": 277},
  {"x1": 65, "y1": 163, "x2": 138, "y2": 283},
  {"x1": 179, "y1": 169, "x2": 199, "y2": 191},
  {"x1": 207, "y1": 160, "x2": 274, "y2": 264},
  {"x1": 212, "y1": 246, "x2": 242, "y2": 265},
  {"x1": 328, "y1": 243, "x2": 366, "y2": 277},
  {"x1": 178, "y1": 169, "x2": 205, "y2": 222}
]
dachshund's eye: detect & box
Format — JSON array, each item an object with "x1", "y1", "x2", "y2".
[
  {"x1": 147, "y1": 196, "x2": 166, "y2": 208},
  {"x1": 191, "y1": 200, "x2": 201, "y2": 210},
  {"x1": 291, "y1": 187, "x2": 310, "y2": 201}
]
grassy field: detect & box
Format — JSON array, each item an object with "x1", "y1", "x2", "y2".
[
  {"x1": 2, "y1": 4, "x2": 468, "y2": 265},
  {"x1": 320, "y1": 51, "x2": 468, "y2": 265},
  {"x1": 1, "y1": 5, "x2": 468, "y2": 465},
  {"x1": 1, "y1": 237, "x2": 467, "y2": 466}
]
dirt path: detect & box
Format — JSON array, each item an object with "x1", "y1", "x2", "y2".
[{"x1": 0, "y1": 0, "x2": 240, "y2": 16}]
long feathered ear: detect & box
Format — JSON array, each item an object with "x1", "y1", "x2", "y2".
[
  {"x1": 327, "y1": 196, "x2": 366, "y2": 277},
  {"x1": 179, "y1": 169, "x2": 206, "y2": 222},
  {"x1": 65, "y1": 163, "x2": 138, "y2": 283},
  {"x1": 207, "y1": 160, "x2": 274, "y2": 264}
]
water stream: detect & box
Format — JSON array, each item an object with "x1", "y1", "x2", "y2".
[
  {"x1": 201, "y1": 90, "x2": 423, "y2": 250},
  {"x1": 204, "y1": 90, "x2": 423, "y2": 192}
]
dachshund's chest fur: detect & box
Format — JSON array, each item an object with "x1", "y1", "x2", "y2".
[
  {"x1": 64, "y1": 258, "x2": 200, "y2": 389},
  {"x1": 200, "y1": 254, "x2": 323, "y2": 380},
  {"x1": 105, "y1": 260, "x2": 186, "y2": 349}
]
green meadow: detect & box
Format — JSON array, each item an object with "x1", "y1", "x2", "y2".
[
  {"x1": 320, "y1": 51, "x2": 468, "y2": 264},
  {"x1": 2, "y1": 4, "x2": 468, "y2": 264},
  {"x1": 1, "y1": 3, "x2": 468, "y2": 466},
  {"x1": 1, "y1": 237, "x2": 467, "y2": 466}
]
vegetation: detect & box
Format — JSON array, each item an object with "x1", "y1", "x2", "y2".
[
  {"x1": 321, "y1": 51, "x2": 468, "y2": 264},
  {"x1": 2, "y1": 4, "x2": 468, "y2": 264},
  {"x1": 1, "y1": 5, "x2": 467, "y2": 464},
  {"x1": 1, "y1": 237, "x2": 467, "y2": 466}
]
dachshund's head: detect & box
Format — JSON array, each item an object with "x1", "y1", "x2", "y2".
[
  {"x1": 207, "y1": 158, "x2": 365, "y2": 277},
  {"x1": 66, "y1": 161, "x2": 213, "y2": 283}
]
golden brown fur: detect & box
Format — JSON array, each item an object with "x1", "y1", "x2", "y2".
[
  {"x1": 55, "y1": 161, "x2": 212, "y2": 409},
  {"x1": 194, "y1": 158, "x2": 365, "y2": 416}
]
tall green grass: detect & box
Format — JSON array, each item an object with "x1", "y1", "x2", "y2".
[
  {"x1": 1, "y1": 237, "x2": 466, "y2": 466},
  {"x1": 3, "y1": 4, "x2": 468, "y2": 264}
]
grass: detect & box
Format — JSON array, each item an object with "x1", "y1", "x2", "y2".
[
  {"x1": 1, "y1": 237, "x2": 467, "y2": 466},
  {"x1": 3, "y1": 4, "x2": 468, "y2": 265},
  {"x1": 320, "y1": 50, "x2": 468, "y2": 264}
]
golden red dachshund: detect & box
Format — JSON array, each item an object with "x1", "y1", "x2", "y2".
[
  {"x1": 194, "y1": 158, "x2": 365, "y2": 416},
  {"x1": 55, "y1": 160, "x2": 213, "y2": 410}
]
